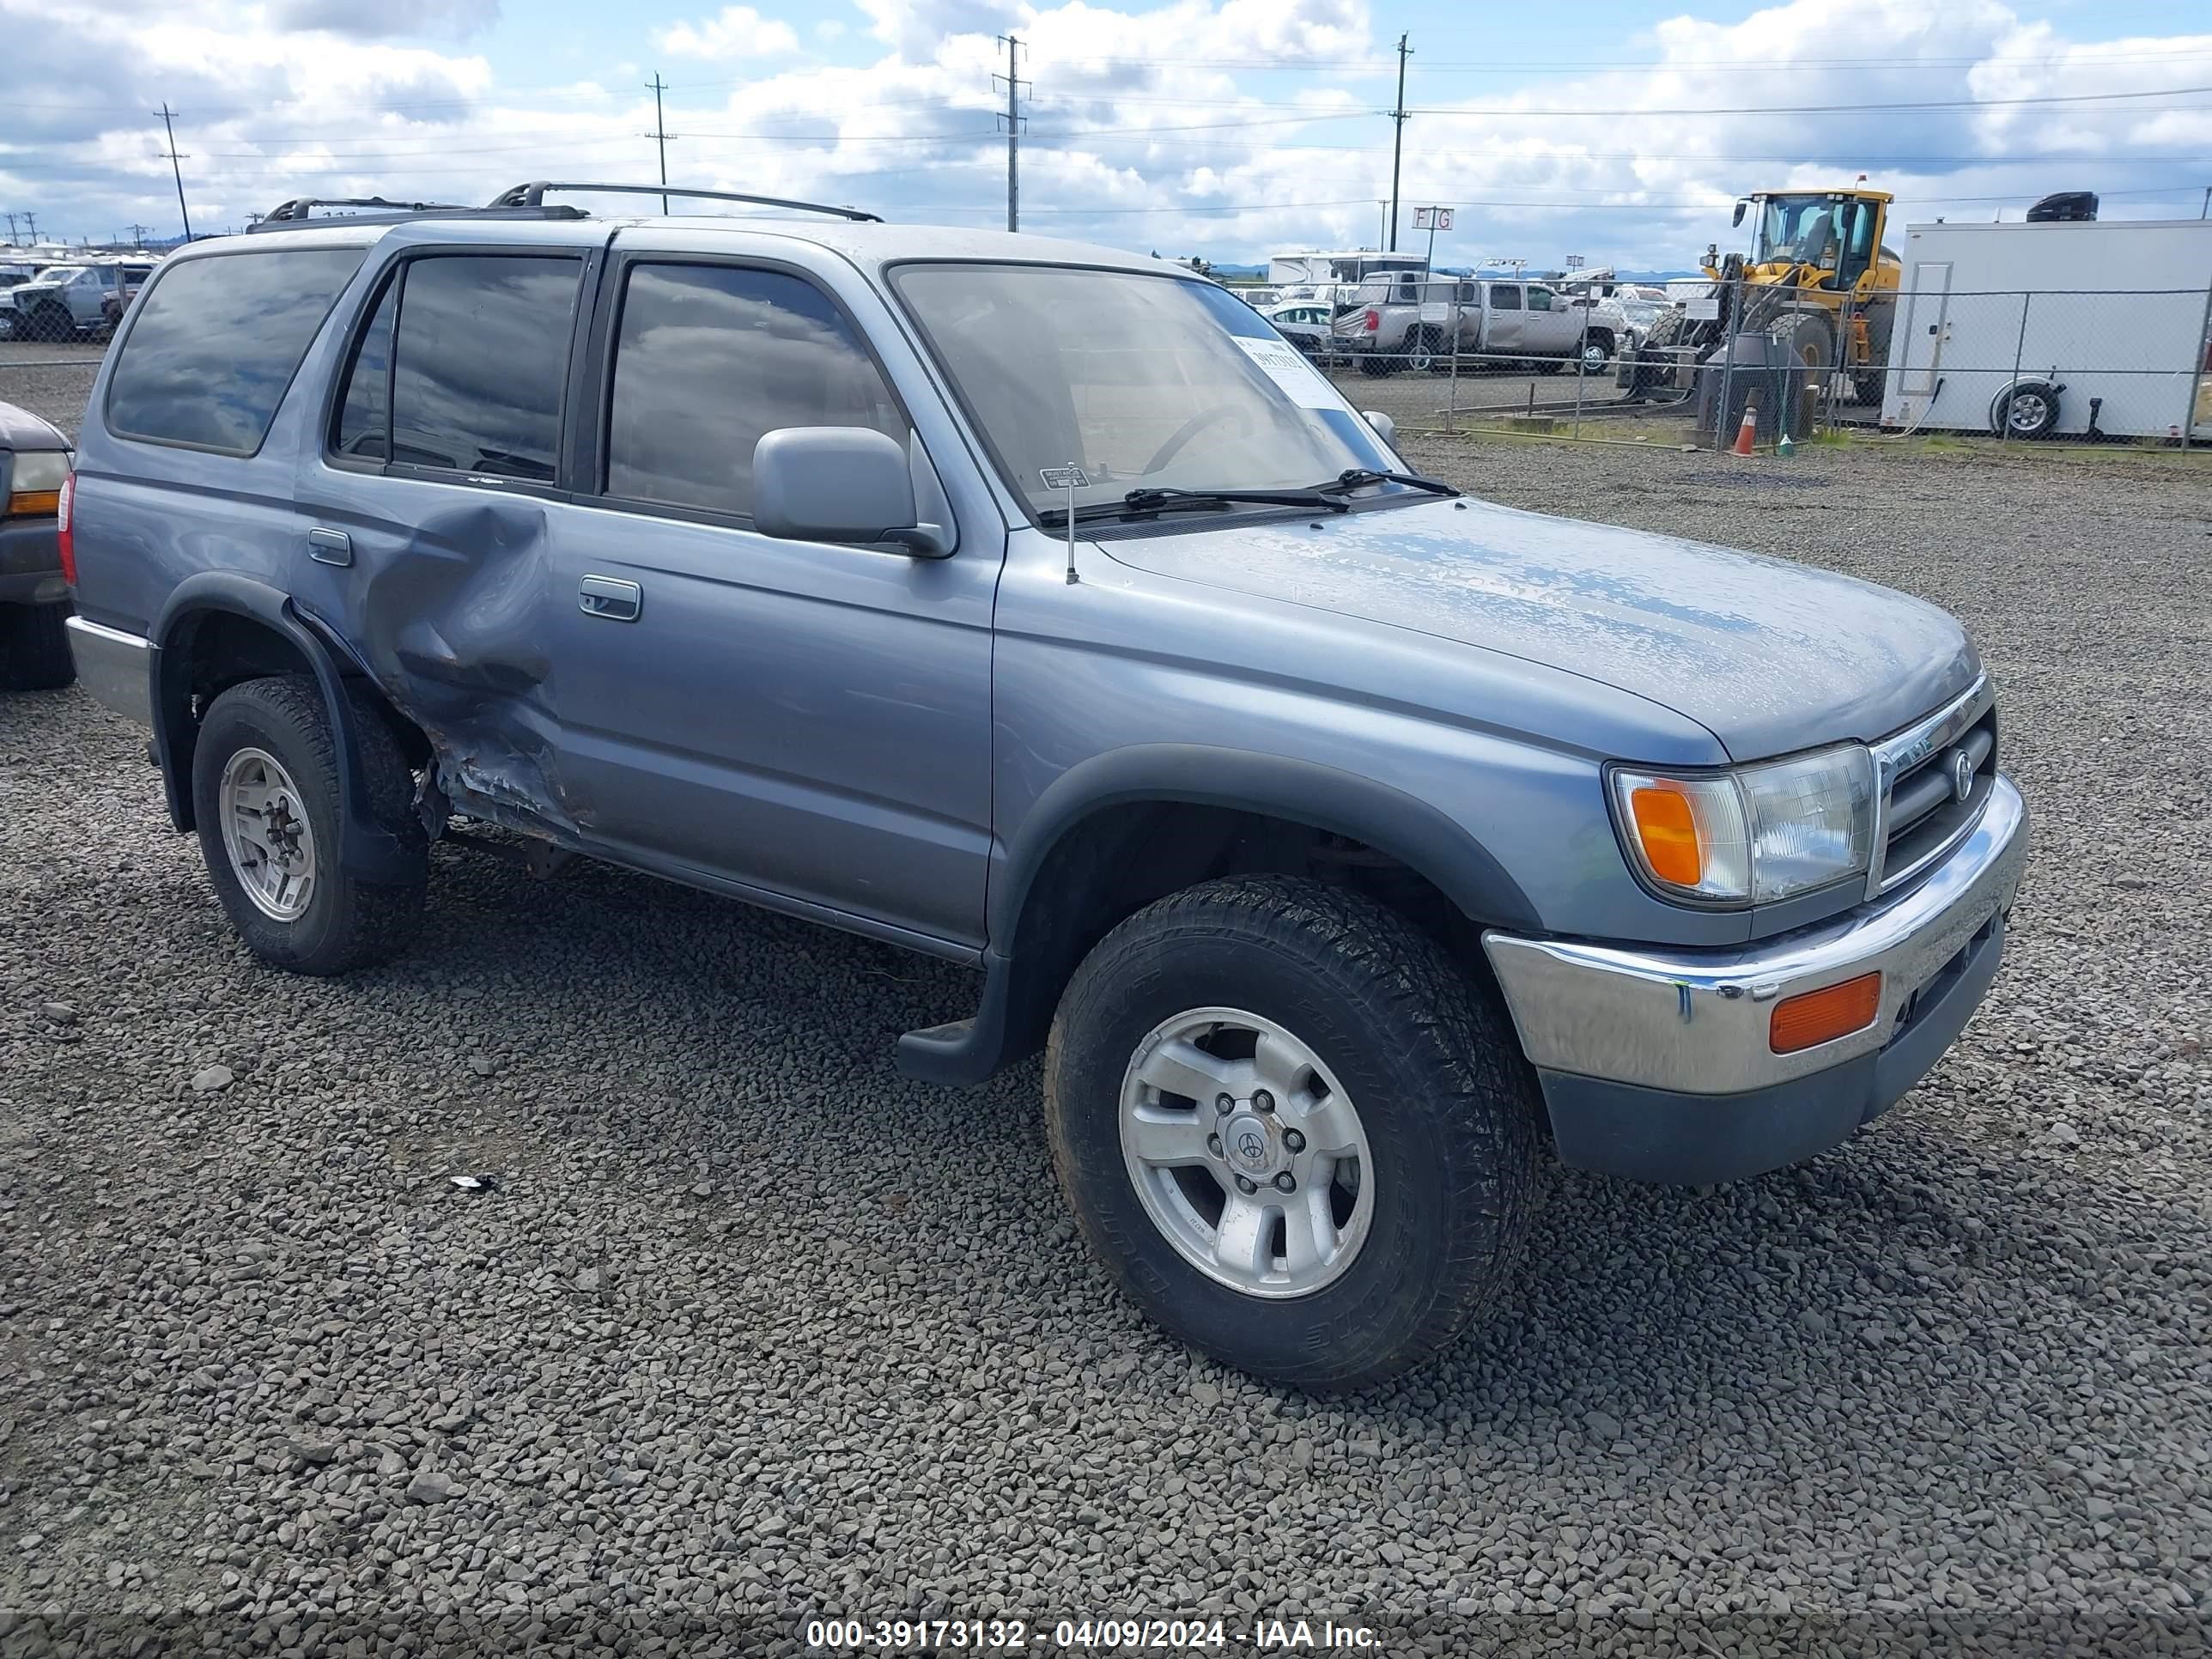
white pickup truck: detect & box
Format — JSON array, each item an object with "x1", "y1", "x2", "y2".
[{"x1": 1334, "y1": 275, "x2": 1593, "y2": 375}]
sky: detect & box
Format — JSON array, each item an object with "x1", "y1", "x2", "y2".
[{"x1": 2, "y1": 0, "x2": 2208, "y2": 270}]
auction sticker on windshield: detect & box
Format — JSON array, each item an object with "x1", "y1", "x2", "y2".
[{"x1": 1233, "y1": 336, "x2": 1338, "y2": 410}]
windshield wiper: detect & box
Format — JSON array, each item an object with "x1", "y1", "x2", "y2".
[
  {"x1": 1037, "y1": 485, "x2": 1350, "y2": 527},
  {"x1": 1314, "y1": 467, "x2": 1460, "y2": 497}
]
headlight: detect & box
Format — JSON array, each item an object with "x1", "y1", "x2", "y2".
[
  {"x1": 5, "y1": 449, "x2": 69, "y2": 517},
  {"x1": 1609, "y1": 743, "x2": 1876, "y2": 906}
]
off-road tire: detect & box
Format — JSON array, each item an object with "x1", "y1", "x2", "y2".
[
  {"x1": 0, "y1": 601, "x2": 76, "y2": 690},
  {"x1": 1044, "y1": 873, "x2": 1541, "y2": 1389},
  {"x1": 191, "y1": 675, "x2": 428, "y2": 975}
]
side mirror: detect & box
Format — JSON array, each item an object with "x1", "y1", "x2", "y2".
[
  {"x1": 1731, "y1": 199, "x2": 1747, "y2": 228},
  {"x1": 1362, "y1": 410, "x2": 1399, "y2": 447},
  {"x1": 752, "y1": 427, "x2": 951, "y2": 557}
]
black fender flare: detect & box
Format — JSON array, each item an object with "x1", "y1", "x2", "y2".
[
  {"x1": 894, "y1": 744, "x2": 1543, "y2": 1086},
  {"x1": 150, "y1": 574, "x2": 420, "y2": 883},
  {"x1": 990, "y1": 743, "x2": 1540, "y2": 947}
]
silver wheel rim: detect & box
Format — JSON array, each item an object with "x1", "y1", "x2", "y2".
[
  {"x1": 1118, "y1": 1006, "x2": 1376, "y2": 1300},
  {"x1": 2007, "y1": 393, "x2": 2047, "y2": 432},
  {"x1": 218, "y1": 747, "x2": 319, "y2": 922},
  {"x1": 1582, "y1": 343, "x2": 1606, "y2": 372}
]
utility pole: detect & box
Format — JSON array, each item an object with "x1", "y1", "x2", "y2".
[
  {"x1": 127, "y1": 222, "x2": 150, "y2": 248},
  {"x1": 1387, "y1": 33, "x2": 1412, "y2": 252},
  {"x1": 994, "y1": 35, "x2": 1026, "y2": 232},
  {"x1": 3, "y1": 212, "x2": 16, "y2": 243},
  {"x1": 645, "y1": 75, "x2": 675, "y2": 214},
  {"x1": 158, "y1": 104, "x2": 192, "y2": 241},
  {"x1": 22, "y1": 211, "x2": 37, "y2": 243}
]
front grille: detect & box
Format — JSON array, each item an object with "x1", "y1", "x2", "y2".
[{"x1": 1876, "y1": 703, "x2": 1997, "y2": 893}]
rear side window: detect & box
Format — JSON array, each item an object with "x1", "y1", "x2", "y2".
[
  {"x1": 386, "y1": 256, "x2": 579, "y2": 480},
  {"x1": 106, "y1": 248, "x2": 366, "y2": 453},
  {"x1": 1492, "y1": 285, "x2": 1522, "y2": 311},
  {"x1": 603, "y1": 263, "x2": 905, "y2": 520}
]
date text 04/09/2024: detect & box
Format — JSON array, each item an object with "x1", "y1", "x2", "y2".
[{"x1": 803, "y1": 1618, "x2": 1382, "y2": 1650}]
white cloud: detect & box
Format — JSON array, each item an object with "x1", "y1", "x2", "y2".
[
  {"x1": 1, "y1": 0, "x2": 2206, "y2": 266},
  {"x1": 657, "y1": 6, "x2": 802, "y2": 60}
]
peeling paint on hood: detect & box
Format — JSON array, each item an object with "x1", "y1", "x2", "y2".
[{"x1": 1100, "y1": 494, "x2": 1980, "y2": 761}]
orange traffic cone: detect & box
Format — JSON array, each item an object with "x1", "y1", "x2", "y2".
[{"x1": 1731, "y1": 391, "x2": 1760, "y2": 457}]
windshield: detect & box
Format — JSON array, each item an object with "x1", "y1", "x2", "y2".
[
  {"x1": 895, "y1": 264, "x2": 1395, "y2": 521},
  {"x1": 1753, "y1": 195, "x2": 1850, "y2": 267}
]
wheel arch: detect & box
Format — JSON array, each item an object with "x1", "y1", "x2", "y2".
[
  {"x1": 899, "y1": 746, "x2": 1542, "y2": 1085},
  {"x1": 151, "y1": 574, "x2": 422, "y2": 881}
]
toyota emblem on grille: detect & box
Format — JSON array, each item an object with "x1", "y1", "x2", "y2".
[{"x1": 1949, "y1": 749, "x2": 1975, "y2": 802}]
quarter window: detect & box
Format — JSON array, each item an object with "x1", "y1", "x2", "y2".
[
  {"x1": 604, "y1": 263, "x2": 906, "y2": 520},
  {"x1": 331, "y1": 280, "x2": 396, "y2": 460},
  {"x1": 106, "y1": 247, "x2": 366, "y2": 453}
]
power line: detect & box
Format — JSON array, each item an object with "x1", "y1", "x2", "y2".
[{"x1": 1406, "y1": 82, "x2": 2212, "y2": 117}]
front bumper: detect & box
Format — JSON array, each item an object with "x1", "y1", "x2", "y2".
[
  {"x1": 0, "y1": 515, "x2": 66, "y2": 605},
  {"x1": 1483, "y1": 775, "x2": 2028, "y2": 1182}
]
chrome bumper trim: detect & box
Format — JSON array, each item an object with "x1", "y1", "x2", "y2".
[
  {"x1": 64, "y1": 616, "x2": 152, "y2": 727},
  {"x1": 1483, "y1": 774, "x2": 2027, "y2": 1096}
]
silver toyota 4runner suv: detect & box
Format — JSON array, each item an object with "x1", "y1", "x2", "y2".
[{"x1": 62, "y1": 185, "x2": 2027, "y2": 1388}]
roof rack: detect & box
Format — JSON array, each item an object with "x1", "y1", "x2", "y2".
[
  {"x1": 486, "y1": 181, "x2": 882, "y2": 224},
  {"x1": 248, "y1": 196, "x2": 588, "y2": 233}
]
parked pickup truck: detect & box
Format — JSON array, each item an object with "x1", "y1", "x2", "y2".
[
  {"x1": 62, "y1": 199, "x2": 2027, "y2": 1388},
  {"x1": 1335, "y1": 275, "x2": 1599, "y2": 375},
  {"x1": 0, "y1": 258, "x2": 155, "y2": 342}
]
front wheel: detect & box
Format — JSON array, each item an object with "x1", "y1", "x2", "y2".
[
  {"x1": 1044, "y1": 874, "x2": 1540, "y2": 1389},
  {"x1": 191, "y1": 675, "x2": 428, "y2": 975}
]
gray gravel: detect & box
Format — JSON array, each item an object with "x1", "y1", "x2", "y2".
[
  {"x1": 3, "y1": 435, "x2": 2211, "y2": 1656},
  {"x1": 0, "y1": 343, "x2": 103, "y2": 443}
]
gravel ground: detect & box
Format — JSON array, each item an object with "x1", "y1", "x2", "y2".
[
  {"x1": 0, "y1": 343, "x2": 103, "y2": 443},
  {"x1": 3, "y1": 429, "x2": 2212, "y2": 1656}
]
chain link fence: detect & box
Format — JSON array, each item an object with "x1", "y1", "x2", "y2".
[{"x1": 1308, "y1": 275, "x2": 2212, "y2": 453}]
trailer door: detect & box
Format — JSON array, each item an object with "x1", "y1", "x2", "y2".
[{"x1": 1898, "y1": 262, "x2": 1953, "y2": 396}]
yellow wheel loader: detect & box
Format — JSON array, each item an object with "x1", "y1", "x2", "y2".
[{"x1": 1624, "y1": 186, "x2": 1900, "y2": 421}]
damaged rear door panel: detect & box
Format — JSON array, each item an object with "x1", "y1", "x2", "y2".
[{"x1": 289, "y1": 240, "x2": 596, "y2": 842}]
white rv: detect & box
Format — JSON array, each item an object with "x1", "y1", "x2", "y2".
[{"x1": 1880, "y1": 217, "x2": 2212, "y2": 441}]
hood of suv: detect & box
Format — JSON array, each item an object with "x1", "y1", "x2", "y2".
[{"x1": 1099, "y1": 493, "x2": 1978, "y2": 761}]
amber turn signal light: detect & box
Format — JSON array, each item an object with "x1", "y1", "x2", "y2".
[
  {"x1": 1769, "y1": 972, "x2": 1882, "y2": 1054},
  {"x1": 4, "y1": 489, "x2": 59, "y2": 518},
  {"x1": 1628, "y1": 784, "x2": 1703, "y2": 886}
]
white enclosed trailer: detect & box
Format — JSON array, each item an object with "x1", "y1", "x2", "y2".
[{"x1": 1881, "y1": 217, "x2": 2212, "y2": 441}]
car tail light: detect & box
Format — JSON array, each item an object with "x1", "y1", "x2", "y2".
[
  {"x1": 1363, "y1": 308, "x2": 1380, "y2": 333},
  {"x1": 56, "y1": 469, "x2": 76, "y2": 586}
]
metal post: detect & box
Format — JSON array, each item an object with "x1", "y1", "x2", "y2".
[
  {"x1": 1717, "y1": 277, "x2": 1740, "y2": 451},
  {"x1": 1446, "y1": 294, "x2": 1460, "y2": 434},
  {"x1": 2183, "y1": 281, "x2": 2212, "y2": 453},
  {"x1": 2004, "y1": 289, "x2": 2030, "y2": 445},
  {"x1": 1573, "y1": 325, "x2": 1586, "y2": 439}
]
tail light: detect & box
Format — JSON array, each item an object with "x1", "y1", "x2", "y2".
[
  {"x1": 57, "y1": 469, "x2": 76, "y2": 586},
  {"x1": 1363, "y1": 308, "x2": 1379, "y2": 333}
]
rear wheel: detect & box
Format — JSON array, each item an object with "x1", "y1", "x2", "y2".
[
  {"x1": 1406, "y1": 327, "x2": 1440, "y2": 374},
  {"x1": 0, "y1": 602, "x2": 75, "y2": 691},
  {"x1": 191, "y1": 676, "x2": 428, "y2": 975},
  {"x1": 1044, "y1": 874, "x2": 1541, "y2": 1389}
]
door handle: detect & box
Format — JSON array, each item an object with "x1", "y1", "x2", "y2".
[
  {"x1": 579, "y1": 574, "x2": 642, "y2": 622},
  {"x1": 307, "y1": 527, "x2": 352, "y2": 567}
]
